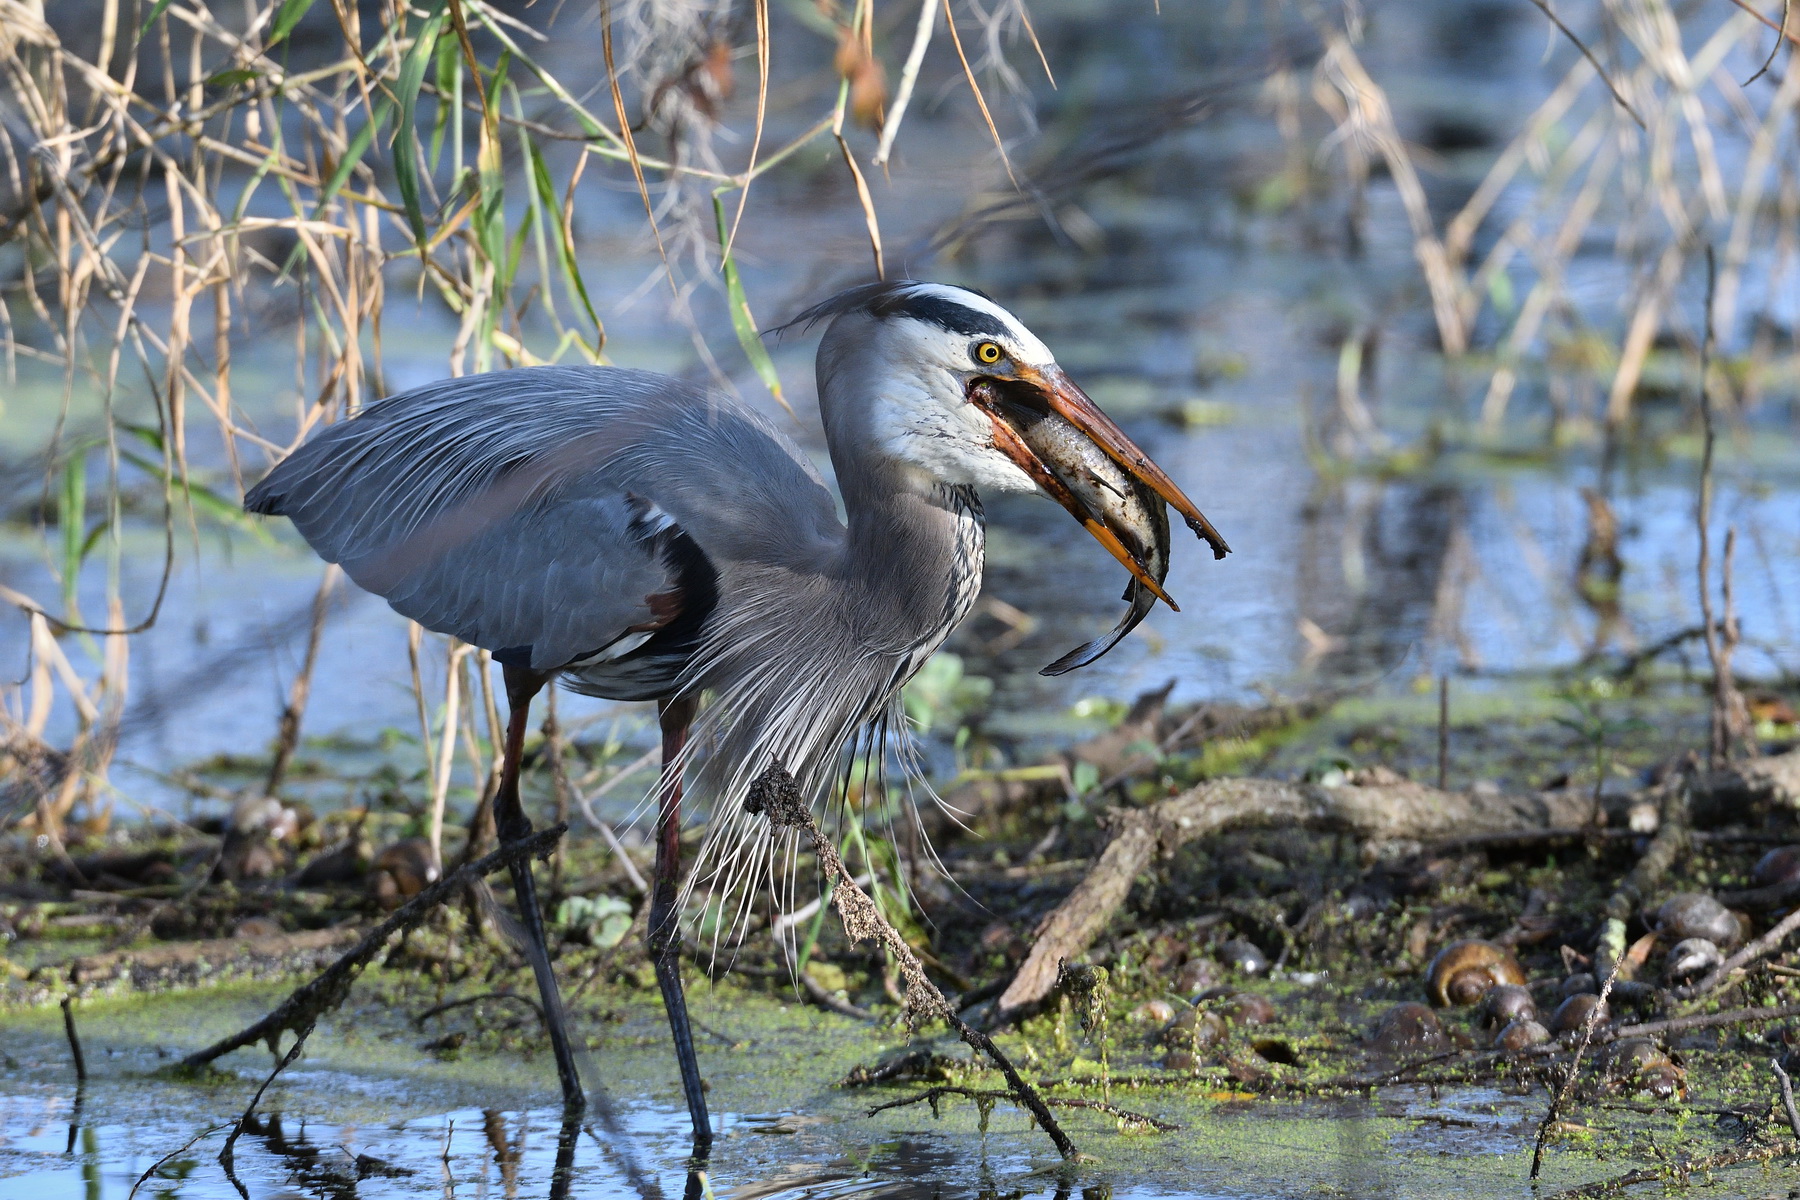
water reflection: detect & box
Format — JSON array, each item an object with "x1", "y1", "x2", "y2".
[
  {"x1": 23, "y1": 1104, "x2": 1113, "y2": 1200},
  {"x1": 1295, "y1": 478, "x2": 1469, "y2": 679}
]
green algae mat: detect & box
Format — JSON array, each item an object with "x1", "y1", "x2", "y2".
[{"x1": 0, "y1": 981, "x2": 1787, "y2": 1200}]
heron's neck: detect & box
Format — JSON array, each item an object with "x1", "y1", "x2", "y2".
[{"x1": 837, "y1": 456, "x2": 986, "y2": 652}]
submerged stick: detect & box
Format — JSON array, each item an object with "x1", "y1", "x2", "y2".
[
  {"x1": 745, "y1": 760, "x2": 1078, "y2": 1161},
  {"x1": 180, "y1": 826, "x2": 564, "y2": 1070},
  {"x1": 60, "y1": 995, "x2": 86, "y2": 1082},
  {"x1": 867, "y1": 1085, "x2": 1179, "y2": 1133}
]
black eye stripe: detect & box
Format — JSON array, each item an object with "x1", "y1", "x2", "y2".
[{"x1": 776, "y1": 280, "x2": 1015, "y2": 339}]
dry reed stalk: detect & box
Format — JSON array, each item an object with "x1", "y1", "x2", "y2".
[
  {"x1": 264, "y1": 565, "x2": 339, "y2": 797},
  {"x1": 1311, "y1": 28, "x2": 1465, "y2": 355},
  {"x1": 429, "y1": 641, "x2": 472, "y2": 874}
]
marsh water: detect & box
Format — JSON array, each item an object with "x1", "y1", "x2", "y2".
[
  {"x1": 0, "y1": 983, "x2": 1652, "y2": 1200},
  {"x1": 5, "y1": 0, "x2": 1800, "y2": 1196}
]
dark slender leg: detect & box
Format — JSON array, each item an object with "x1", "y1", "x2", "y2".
[
  {"x1": 651, "y1": 695, "x2": 711, "y2": 1147},
  {"x1": 497, "y1": 664, "x2": 585, "y2": 1113}
]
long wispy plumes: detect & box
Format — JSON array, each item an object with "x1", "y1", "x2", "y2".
[{"x1": 676, "y1": 576, "x2": 917, "y2": 927}]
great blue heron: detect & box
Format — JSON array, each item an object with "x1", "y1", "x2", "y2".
[{"x1": 244, "y1": 280, "x2": 1228, "y2": 1147}]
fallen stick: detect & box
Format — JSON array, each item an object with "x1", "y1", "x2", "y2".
[
  {"x1": 996, "y1": 776, "x2": 1613, "y2": 1018},
  {"x1": 180, "y1": 826, "x2": 564, "y2": 1071},
  {"x1": 997, "y1": 751, "x2": 1800, "y2": 1020},
  {"x1": 1532, "y1": 959, "x2": 1622, "y2": 1180},
  {"x1": 1700, "y1": 746, "x2": 1800, "y2": 814},
  {"x1": 745, "y1": 761, "x2": 1078, "y2": 1161},
  {"x1": 1603, "y1": 1002, "x2": 1800, "y2": 1043},
  {"x1": 866, "y1": 1084, "x2": 1180, "y2": 1132},
  {"x1": 1773, "y1": 1059, "x2": 1800, "y2": 1141},
  {"x1": 1545, "y1": 1137, "x2": 1799, "y2": 1199}
]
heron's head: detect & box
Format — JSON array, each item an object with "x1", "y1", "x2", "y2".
[{"x1": 788, "y1": 280, "x2": 1228, "y2": 580}]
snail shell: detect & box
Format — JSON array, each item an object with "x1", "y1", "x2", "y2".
[
  {"x1": 1219, "y1": 938, "x2": 1270, "y2": 976},
  {"x1": 1494, "y1": 1018, "x2": 1551, "y2": 1053},
  {"x1": 1132, "y1": 999, "x2": 1176, "y2": 1024},
  {"x1": 1425, "y1": 940, "x2": 1527, "y2": 1007},
  {"x1": 1653, "y1": 893, "x2": 1742, "y2": 948},
  {"x1": 1662, "y1": 937, "x2": 1724, "y2": 986},
  {"x1": 1161, "y1": 1009, "x2": 1228, "y2": 1050},
  {"x1": 1220, "y1": 992, "x2": 1276, "y2": 1027},
  {"x1": 1754, "y1": 846, "x2": 1800, "y2": 888},
  {"x1": 1549, "y1": 992, "x2": 1610, "y2": 1035},
  {"x1": 1370, "y1": 1002, "x2": 1450, "y2": 1055},
  {"x1": 1175, "y1": 958, "x2": 1218, "y2": 995},
  {"x1": 1604, "y1": 1037, "x2": 1684, "y2": 1097},
  {"x1": 370, "y1": 837, "x2": 440, "y2": 910},
  {"x1": 1559, "y1": 972, "x2": 1597, "y2": 999},
  {"x1": 1637, "y1": 1063, "x2": 1684, "y2": 1100},
  {"x1": 1478, "y1": 984, "x2": 1537, "y2": 1031}
]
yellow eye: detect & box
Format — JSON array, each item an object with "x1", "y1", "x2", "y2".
[{"x1": 974, "y1": 341, "x2": 1004, "y2": 365}]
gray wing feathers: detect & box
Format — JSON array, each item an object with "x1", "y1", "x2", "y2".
[{"x1": 245, "y1": 366, "x2": 840, "y2": 671}]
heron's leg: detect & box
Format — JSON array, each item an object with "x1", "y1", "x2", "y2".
[
  {"x1": 650, "y1": 695, "x2": 711, "y2": 1146},
  {"x1": 497, "y1": 664, "x2": 585, "y2": 1112}
]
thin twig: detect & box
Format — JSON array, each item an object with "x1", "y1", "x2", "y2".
[
  {"x1": 1726, "y1": 0, "x2": 1800, "y2": 45},
  {"x1": 1436, "y1": 674, "x2": 1449, "y2": 792},
  {"x1": 1606, "y1": 1002, "x2": 1800, "y2": 1043},
  {"x1": 1774, "y1": 1059, "x2": 1800, "y2": 1139},
  {"x1": 1523, "y1": 0, "x2": 1645, "y2": 129},
  {"x1": 1743, "y1": 0, "x2": 1792, "y2": 84},
  {"x1": 873, "y1": 0, "x2": 939, "y2": 167},
  {"x1": 414, "y1": 991, "x2": 546, "y2": 1027},
  {"x1": 941, "y1": 0, "x2": 1018, "y2": 185},
  {"x1": 60, "y1": 995, "x2": 87, "y2": 1083},
  {"x1": 1674, "y1": 903, "x2": 1800, "y2": 1000},
  {"x1": 1530, "y1": 960, "x2": 1618, "y2": 1179},
  {"x1": 1696, "y1": 245, "x2": 1747, "y2": 764},
  {"x1": 127, "y1": 1122, "x2": 229, "y2": 1200},
  {"x1": 746, "y1": 760, "x2": 1076, "y2": 1160},
  {"x1": 265, "y1": 565, "x2": 339, "y2": 796},
  {"x1": 218, "y1": 1027, "x2": 313, "y2": 1198},
  {"x1": 1546, "y1": 1138, "x2": 1800, "y2": 1199},
  {"x1": 799, "y1": 968, "x2": 874, "y2": 1020}
]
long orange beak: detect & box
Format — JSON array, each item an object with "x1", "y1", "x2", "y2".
[
  {"x1": 969, "y1": 367, "x2": 1229, "y2": 607},
  {"x1": 985, "y1": 413, "x2": 1181, "y2": 608},
  {"x1": 1028, "y1": 365, "x2": 1231, "y2": 561}
]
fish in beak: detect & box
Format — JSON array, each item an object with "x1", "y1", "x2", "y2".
[{"x1": 969, "y1": 368, "x2": 1230, "y2": 675}]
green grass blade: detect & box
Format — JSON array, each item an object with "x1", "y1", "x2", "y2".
[
  {"x1": 277, "y1": 97, "x2": 389, "y2": 278},
  {"x1": 473, "y1": 53, "x2": 512, "y2": 272},
  {"x1": 393, "y1": 4, "x2": 450, "y2": 250},
  {"x1": 138, "y1": 0, "x2": 174, "y2": 38},
  {"x1": 315, "y1": 99, "x2": 390, "y2": 217},
  {"x1": 267, "y1": 0, "x2": 318, "y2": 49},
  {"x1": 430, "y1": 33, "x2": 460, "y2": 170},
  {"x1": 58, "y1": 451, "x2": 87, "y2": 619},
  {"x1": 526, "y1": 139, "x2": 602, "y2": 347},
  {"x1": 118, "y1": 451, "x2": 275, "y2": 545},
  {"x1": 712, "y1": 194, "x2": 788, "y2": 412}
]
